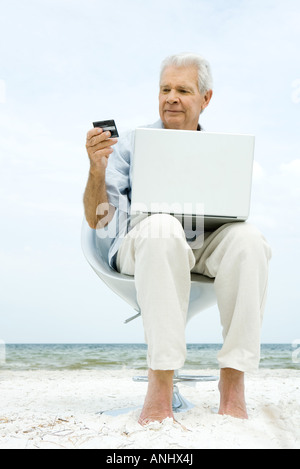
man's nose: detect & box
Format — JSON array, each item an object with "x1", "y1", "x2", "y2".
[{"x1": 166, "y1": 90, "x2": 179, "y2": 103}]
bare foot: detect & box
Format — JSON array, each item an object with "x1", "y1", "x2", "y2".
[
  {"x1": 218, "y1": 368, "x2": 248, "y2": 419},
  {"x1": 138, "y1": 369, "x2": 174, "y2": 426}
]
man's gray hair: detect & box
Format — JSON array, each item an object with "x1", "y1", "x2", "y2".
[{"x1": 160, "y1": 52, "x2": 213, "y2": 94}]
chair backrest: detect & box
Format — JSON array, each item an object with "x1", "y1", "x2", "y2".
[
  {"x1": 81, "y1": 220, "x2": 141, "y2": 312},
  {"x1": 81, "y1": 219, "x2": 217, "y2": 322}
]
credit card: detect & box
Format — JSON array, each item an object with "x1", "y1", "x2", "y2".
[{"x1": 93, "y1": 119, "x2": 119, "y2": 138}]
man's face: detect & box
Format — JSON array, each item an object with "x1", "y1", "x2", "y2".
[{"x1": 159, "y1": 65, "x2": 212, "y2": 131}]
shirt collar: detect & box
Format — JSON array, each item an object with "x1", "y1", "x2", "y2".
[{"x1": 155, "y1": 119, "x2": 202, "y2": 131}]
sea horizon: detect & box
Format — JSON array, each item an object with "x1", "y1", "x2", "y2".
[{"x1": 1, "y1": 343, "x2": 299, "y2": 371}]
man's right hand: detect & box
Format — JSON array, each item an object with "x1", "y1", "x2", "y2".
[
  {"x1": 85, "y1": 127, "x2": 118, "y2": 176},
  {"x1": 84, "y1": 128, "x2": 118, "y2": 229}
]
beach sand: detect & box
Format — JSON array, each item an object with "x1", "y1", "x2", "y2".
[{"x1": 0, "y1": 368, "x2": 299, "y2": 449}]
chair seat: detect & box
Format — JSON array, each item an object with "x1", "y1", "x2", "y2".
[{"x1": 81, "y1": 220, "x2": 217, "y2": 322}]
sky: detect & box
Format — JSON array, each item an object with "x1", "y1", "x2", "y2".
[{"x1": 0, "y1": 0, "x2": 299, "y2": 344}]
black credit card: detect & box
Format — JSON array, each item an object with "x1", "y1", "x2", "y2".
[{"x1": 93, "y1": 119, "x2": 119, "y2": 138}]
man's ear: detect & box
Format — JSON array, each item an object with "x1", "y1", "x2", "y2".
[{"x1": 202, "y1": 89, "x2": 213, "y2": 111}]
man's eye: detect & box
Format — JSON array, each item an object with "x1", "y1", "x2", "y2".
[{"x1": 162, "y1": 88, "x2": 170, "y2": 93}]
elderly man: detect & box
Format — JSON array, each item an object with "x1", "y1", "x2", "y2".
[{"x1": 83, "y1": 53, "x2": 272, "y2": 424}]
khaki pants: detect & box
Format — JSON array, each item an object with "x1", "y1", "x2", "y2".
[{"x1": 116, "y1": 214, "x2": 272, "y2": 373}]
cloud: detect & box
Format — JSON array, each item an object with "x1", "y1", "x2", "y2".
[
  {"x1": 279, "y1": 159, "x2": 300, "y2": 197},
  {"x1": 250, "y1": 158, "x2": 300, "y2": 235},
  {"x1": 280, "y1": 159, "x2": 300, "y2": 174},
  {"x1": 252, "y1": 161, "x2": 265, "y2": 182}
]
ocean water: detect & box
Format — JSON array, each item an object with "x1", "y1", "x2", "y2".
[{"x1": 0, "y1": 343, "x2": 299, "y2": 371}]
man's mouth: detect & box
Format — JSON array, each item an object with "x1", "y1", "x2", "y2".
[{"x1": 164, "y1": 110, "x2": 184, "y2": 114}]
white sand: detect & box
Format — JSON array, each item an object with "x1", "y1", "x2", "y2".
[{"x1": 0, "y1": 368, "x2": 299, "y2": 449}]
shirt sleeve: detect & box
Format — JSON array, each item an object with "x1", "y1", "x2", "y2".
[{"x1": 105, "y1": 130, "x2": 134, "y2": 213}]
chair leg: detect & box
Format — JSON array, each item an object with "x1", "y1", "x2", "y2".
[
  {"x1": 172, "y1": 384, "x2": 195, "y2": 412},
  {"x1": 133, "y1": 372, "x2": 218, "y2": 384}
]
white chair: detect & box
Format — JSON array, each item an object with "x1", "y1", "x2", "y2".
[{"x1": 81, "y1": 219, "x2": 218, "y2": 413}]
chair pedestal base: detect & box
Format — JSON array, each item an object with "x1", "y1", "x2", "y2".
[
  {"x1": 98, "y1": 373, "x2": 218, "y2": 416},
  {"x1": 133, "y1": 374, "x2": 218, "y2": 413}
]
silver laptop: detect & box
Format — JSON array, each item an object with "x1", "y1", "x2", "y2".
[{"x1": 130, "y1": 127, "x2": 255, "y2": 231}]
